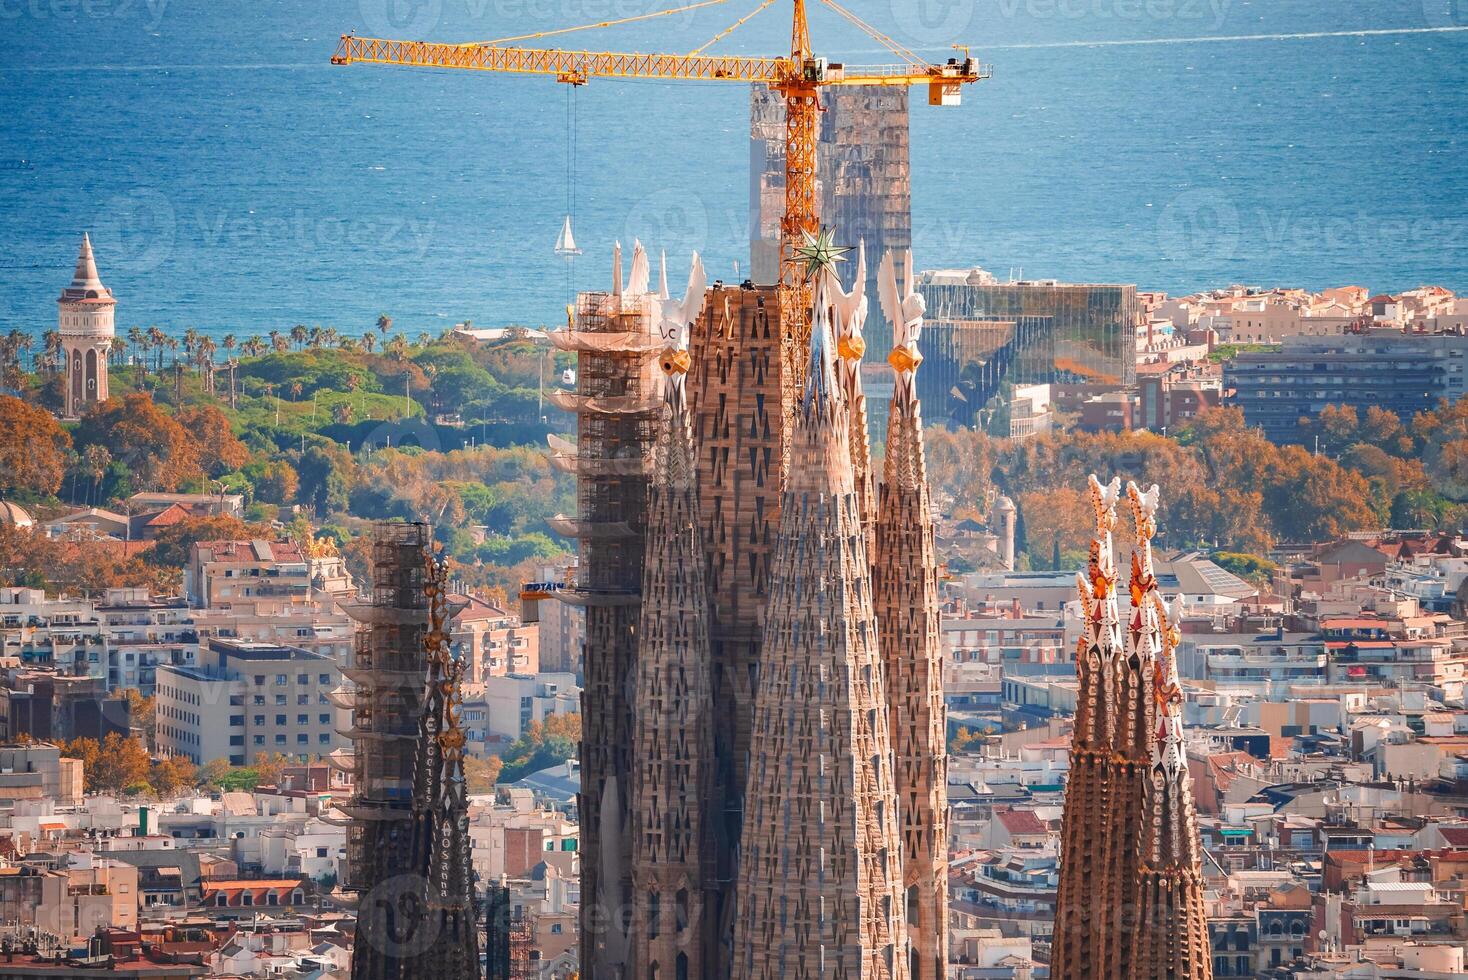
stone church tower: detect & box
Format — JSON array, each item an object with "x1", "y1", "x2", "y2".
[
  {"x1": 58, "y1": 234, "x2": 115, "y2": 418},
  {"x1": 731, "y1": 267, "x2": 909, "y2": 979}
]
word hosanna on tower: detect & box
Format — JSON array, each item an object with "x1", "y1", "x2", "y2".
[{"x1": 545, "y1": 232, "x2": 949, "y2": 979}]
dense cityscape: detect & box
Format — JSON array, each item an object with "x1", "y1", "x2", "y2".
[{"x1": 3, "y1": 4, "x2": 1468, "y2": 980}]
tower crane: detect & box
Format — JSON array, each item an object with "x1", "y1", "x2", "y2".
[{"x1": 332, "y1": 0, "x2": 988, "y2": 367}]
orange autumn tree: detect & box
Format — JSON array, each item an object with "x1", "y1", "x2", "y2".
[
  {"x1": 176, "y1": 404, "x2": 250, "y2": 476},
  {"x1": 0, "y1": 394, "x2": 71, "y2": 495},
  {"x1": 74, "y1": 392, "x2": 202, "y2": 492}
]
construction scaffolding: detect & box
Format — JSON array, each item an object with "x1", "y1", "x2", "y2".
[
  {"x1": 338, "y1": 524, "x2": 430, "y2": 886},
  {"x1": 553, "y1": 287, "x2": 661, "y2": 975}
]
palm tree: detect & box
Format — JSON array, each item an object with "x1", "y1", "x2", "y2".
[
  {"x1": 290, "y1": 324, "x2": 308, "y2": 349},
  {"x1": 83, "y1": 444, "x2": 111, "y2": 506},
  {"x1": 147, "y1": 326, "x2": 167, "y2": 372},
  {"x1": 227, "y1": 357, "x2": 240, "y2": 408},
  {"x1": 197, "y1": 337, "x2": 218, "y2": 392},
  {"x1": 222, "y1": 334, "x2": 236, "y2": 356},
  {"x1": 110, "y1": 336, "x2": 126, "y2": 368},
  {"x1": 361, "y1": 332, "x2": 376, "y2": 353},
  {"x1": 376, "y1": 313, "x2": 392, "y2": 336},
  {"x1": 40, "y1": 330, "x2": 62, "y2": 375},
  {"x1": 127, "y1": 326, "x2": 146, "y2": 370},
  {"x1": 182, "y1": 327, "x2": 200, "y2": 360}
]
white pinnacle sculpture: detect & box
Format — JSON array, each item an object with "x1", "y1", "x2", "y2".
[
  {"x1": 879, "y1": 247, "x2": 927, "y2": 393},
  {"x1": 626, "y1": 239, "x2": 651, "y2": 298},
  {"x1": 656, "y1": 252, "x2": 707, "y2": 355},
  {"x1": 829, "y1": 238, "x2": 868, "y2": 346}
]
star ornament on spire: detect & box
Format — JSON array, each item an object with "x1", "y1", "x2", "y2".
[{"x1": 796, "y1": 227, "x2": 851, "y2": 282}]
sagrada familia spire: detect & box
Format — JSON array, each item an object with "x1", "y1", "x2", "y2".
[
  {"x1": 872, "y1": 250, "x2": 949, "y2": 979},
  {"x1": 559, "y1": 232, "x2": 947, "y2": 979},
  {"x1": 628, "y1": 256, "x2": 716, "y2": 978},
  {"x1": 341, "y1": 524, "x2": 479, "y2": 980},
  {"x1": 732, "y1": 233, "x2": 909, "y2": 978},
  {"x1": 1052, "y1": 478, "x2": 1212, "y2": 980}
]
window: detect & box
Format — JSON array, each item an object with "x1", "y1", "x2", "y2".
[
  {"x1": 319, "y1": 673, "x2": 331, "y2": 684},
  {"x1": 254, "y1": 715, "x2": 264, "y2": 726},
  {"x1": 319, "y1": 733, "x2": 331, "y2": 744},
  {"x1": 319, "y1": 713, "x2": 330, "y2": 724},
  {"x1": 229, "y1": 715, "x2": 244, "y2": 726},
  {"x1": 253, "y1": 735, "x2": 264, "y2": 746},
  {"x1": 297, "y1": 734, "x2": 308, "y2": 744},
  {"x1": 275, "y1": 695, "x2": 287, "y2": 705},
  {"x1": 276, "y1": 715, "x2": 287, "y2": 725},
  {"x1": 254, "y1": 675, "x2": 266, "y2": 686},
  {"x1": 275, "y1": 735, "x2": 286, "y2": 745},
  {"x1": 253, "y1": 695, "x2": 265, "y2": 706},
  {"x1": 297, "y1": 674, "x2": 308, "y2": 685},
  {"x1": 316, "y1": 847, "x2": 328, "y2": 858},
  {"x1": 298, "y1": 695, "x2": 309, "y2": 706},
  {"x1": 298, "y1": 714, "x2": 308, "y2": 725},
  {"x1": 229, "y1": 735, "x2": 243, "y2": 746},
  {"x1": 275, "y1": 674, "x2": 287, "y2": 685}
]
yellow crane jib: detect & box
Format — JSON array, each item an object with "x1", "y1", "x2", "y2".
[{"x1": 330, "y1": 0, "x2": 988, "y2": 401}]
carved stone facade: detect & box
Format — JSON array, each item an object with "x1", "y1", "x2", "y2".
[
  {"x1": 685, "y1": 282, "x2": 787, "y2": 970},
  {"x1": 731, "y1": 294, "x2": 908, "y2": 979},
  {"x1": 629, "y1": 363, "x2": 716, "y2": 978},
  {"x1": 872, "y1": 386, "x2": 948, "y2": 979},
  {"x1": 1052, "y1": 478, "x2": 1212, "y2": 980},
  {"x1": 567, "y1": 245, "x2": 946, "y2": 979}
]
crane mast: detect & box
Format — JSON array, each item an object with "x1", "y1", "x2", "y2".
[{"x1": 331, "y1": 0, "x2": 988, "y2": 378}]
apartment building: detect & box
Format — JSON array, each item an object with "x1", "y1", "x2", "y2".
[{"x1": 155, "y1": 639, "x2": 345, "y2": 766}]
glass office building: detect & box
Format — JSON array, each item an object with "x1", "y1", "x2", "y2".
[{"x1": 916, "y1": 273, "x2": 1140, "y2": 428}]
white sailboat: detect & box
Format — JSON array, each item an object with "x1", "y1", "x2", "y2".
[{"x1": 554, "y1": 215, "x2": 581, "y2": 257}]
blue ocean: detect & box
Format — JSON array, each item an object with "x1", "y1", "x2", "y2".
[{"x1": 1, "y1": 0, "x2": 1464, "y2": 339}]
